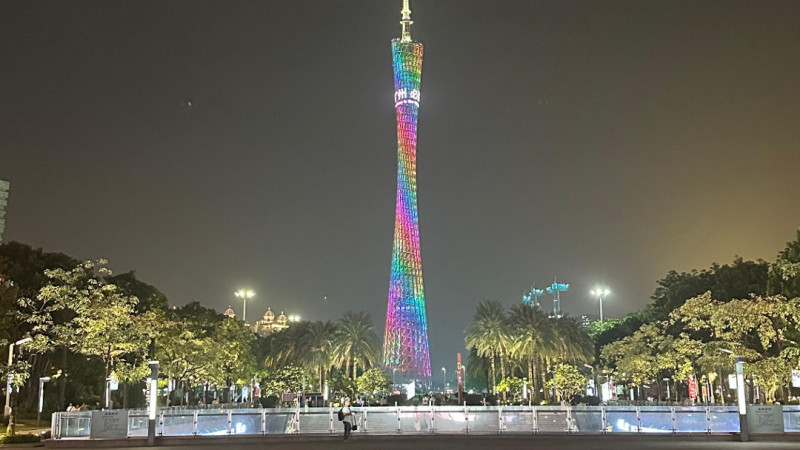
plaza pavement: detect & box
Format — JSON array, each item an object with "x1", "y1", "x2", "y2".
[{"x1": 44, "y1": 434, "x2": 800, "y2": 450}]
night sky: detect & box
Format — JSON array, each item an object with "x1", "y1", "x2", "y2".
[{"x1": 2, "y1": 1, "x2": 799, "y2": 375}]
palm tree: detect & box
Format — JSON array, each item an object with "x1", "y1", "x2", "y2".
[
  {"x1": 507, "y1": 303, "x2": 555, "y2": 400},
  {"x1": 465, "y1": 300, "x2": 509, "y2": 394},
  {"x1": 301, "y1": 321, "x2": 338, "y2": 391},
  {"x1": 552, "y1": 316, "x2": 594, "y2": 364},
  {"x1": 262, "y1": 322, "x2": 310, "y2": 369},
  {"x1": 332, "y1": 311, "x2": 381, "y2": 381}
]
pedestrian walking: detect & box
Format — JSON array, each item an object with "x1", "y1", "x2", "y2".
[{"x1": 341, "y1": 398, "x2": 353, "y2": 440}]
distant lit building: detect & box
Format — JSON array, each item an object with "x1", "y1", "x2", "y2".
[
  {"x1": 0, "y1": 179, "x2": 9, "y2": 243},
  {"x1": 253, "y1": 307, "x2": 289, "y2": 337},
  {"x1": 223, "y1": 306, "x2": 236, "y2": 319}
]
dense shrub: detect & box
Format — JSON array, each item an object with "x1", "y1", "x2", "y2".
[{"x1": 0, "y1": 434, "x2": 41, "y2": 444}]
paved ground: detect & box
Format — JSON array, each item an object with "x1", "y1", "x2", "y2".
[{"x1": 45, "y1": 435, "x2": 800, "y2": 450}]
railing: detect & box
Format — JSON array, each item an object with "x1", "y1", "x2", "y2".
[{"x1": 51, "y1": 404, "x2": 800, "y2": 439}]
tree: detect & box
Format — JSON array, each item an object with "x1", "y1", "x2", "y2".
[
  {"x1": 465, "y1": 300, "x2": 509, "y2": 394},
  {"x1": 332, "y1": 312, "x2": 380, "y2": 381},
  {"x1": 261, "y1": 365, "x2": 313, "y2": 399},
  {"x1": 154, "y1": 319, "x2": 216, "y2": 405},
  {"x1": 209, "y1": 318, "x2": 257, "y2": 393},
  {"x1": 357, "y1": 368, "x2": 391, "y2": 396},
  {"x1": 171, "y1": 301, "x2": 225, "y2": 336},
  {"x1": 507, "y1": 304, "x2": 553, "y2": 400},
  {"x1": 769, "y1": 229, "x2": 800, "y2": 299},
  {"x1": 496, "y1": 376, "x2": 525, "y2": 404},
  {"x1": 19, "y1": 260, "x2": 155, "y2": 409},
  {"x1": 546, "y1": 364, "x2": 586, "y2": 404},
  {"x1": 106, "y1": 271, "x2": 169, "y2": 313},
  {"x1": 302, "y1": 321, "x2": 338, "y2": 391}
]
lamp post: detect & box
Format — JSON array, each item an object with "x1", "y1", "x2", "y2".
[
  {"x1": 5, "y1": 337, "x2": 32, "y2": 417},
  {"x1": 584, "y1": 364, "x2": 597, "y2": 396},
  {"x1": 663, "y1": 378, "x2": 671, "y2": 402},
  {"x1": 590, "y1": 288, "x2": 610, "y2": 323},
  {"x1": 38, "y1": 377, "x2": 51, "y2": 426},
  {"x1": 734, "y1": 356, "x2": 748, "y2": 442},
  {"x1": 442, "y1": 367, "x2": 446, "y2": 393},
  {"x1": 147, "y1": 361, "x2": 159, "y2": 447},
  {"x1": 234, "y1": 289, "x2": 255, "y2": 323}
]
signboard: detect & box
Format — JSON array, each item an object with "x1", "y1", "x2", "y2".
[
  {"x1": 687, "y1": 376, "x2": 698, "y2": 400},
  {"x1": 728, "y1": 374, "x2": 738, "y2": 389},
  {"x1": 746, "y1": 405, "x2": 784, "y2": 434},
  {"x1": 792, "y1": 370, "x2": 800, "y2": 388},
  {"x1": 90, "y1": 410, "x2": 129, "y2": 439}
]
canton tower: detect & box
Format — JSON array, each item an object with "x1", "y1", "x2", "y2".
[{"x1": 383, "y1": 0, "x2": 431, "y2": 381}]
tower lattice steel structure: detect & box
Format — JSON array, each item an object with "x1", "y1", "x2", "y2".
[{"x1": 383, "y1": 0, "x2": 431, "y2": 380}]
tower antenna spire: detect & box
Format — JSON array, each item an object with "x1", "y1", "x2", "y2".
[{"x1": 400, "y1": 0, "x2": 413, "y2": 42}]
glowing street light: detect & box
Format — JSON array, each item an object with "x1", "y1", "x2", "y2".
[
  {"x1": 5, "y1": 337, "x2": 32, "y2": 417},
  {"x1": 234, "y1": 289, "x2": 255, "y2": 323},
  {"x1": 590, "y1": 288, "x2": 610, "y2": 323},
  {"x1": 442, "y1": 367, "x2": 446, "y2": 392}
]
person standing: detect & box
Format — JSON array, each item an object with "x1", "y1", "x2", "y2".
[{"x1": 341, "y1": 398, "x2": 353, "y2": 440}]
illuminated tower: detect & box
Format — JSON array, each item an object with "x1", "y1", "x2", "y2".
[{"x1": 383, "y1": 0, "x2": 431, "y2": 381}]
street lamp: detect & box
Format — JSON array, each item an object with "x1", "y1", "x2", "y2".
[
  {"x1": 234, "y1": 289, "x2": 255, "y2": 323},
  {"x1": 734, "y1": 356, "x2": 748, "y2": 442},
  {"x1": 147, "y1": 361, "x2": 159, "y2": 446},
  {"x1": 5, "y1": 337, "x2": 32, "y2": 417},
  {"x1": 442, "y1": 367, "x2": 446, "y2": 393},
  {"x1": 584, "y1": 364, "x2": 598, "y2": 396},
  {"x1": 38, "y1": 377, "x2": 51, "y2": 426},
  {"x1": 590, "y1": 288, "x2": 610, "y2": 323}
]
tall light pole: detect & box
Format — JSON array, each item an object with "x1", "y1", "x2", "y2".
[
  {"x1": 590, "y1": 288, "x2": 610, "y2": 323},
  {"x1": 5, "y1": 337, "x2": 32, "y2": 417},
  {"x1": 235, "y1": 289, "x2": 255, "y2": 323},
  {"x1": 147, "y1": 361, "x2": 159, "y2": 447},
  {"x1": 734, "y1": 356, "x2": 748, "y2": 442},
  {"x1": 442, "y1": 367, "x2": 446, "y2": 393},
  {"x1": 38, "y1": 376, "x2": 51, "y2": 426}
]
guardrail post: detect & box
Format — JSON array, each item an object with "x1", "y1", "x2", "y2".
[
  {"x1": 295, "y1": 409, "x2": 300, "y2": 434},
  {"x1": 670, "y1": 407, "x2": 676, "y2": 434},
  {"x1": 567, "y1": 405, "x2": 573, "y2": 433},
  {"x1": 533, "y1": 406, "x2": 538, "y2": 434},
  {"x1": 705, "y1": 406, "x2": 711, "y2": 434},
  {"x1": 601, "y1": 406, "x2": 607, "y2": 433},
  {"x1": 193, "y1": 411, "x2": 198, "y2": 436},
  {"x1": 227, "y1": 410, "x2": 232, "y2": 435},
  {"x1": 396, "y1": 403, "x2": 401, "y2": 432},
  {"x1": 159, "y1": 411, "x2": 164, "y2": 436},
  {"x1": 430, "y1": 402, "x2": 435, "y2": 433},
  {"x1": 328, "y1": 404, "x2": 333, "y2": 433},
  {"x1": 363, "y1": 407, "x2": 368, "y2": 433},
  {"x1": 636, "y1": 407, "x2": 641, "y2": 433},
  {"x1": 464, "y1": 402, "x2": 469, "y2": 434},
  {"x1": 262, "y1": 409, "x2": 267, "y2": 435},
  {"x1": 498, "y1": 406, "x2": 503, "y2": 433}
]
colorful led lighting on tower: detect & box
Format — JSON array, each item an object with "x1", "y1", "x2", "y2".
[{"x1": 383, "y1": 0, "x2": 431, "y2": 380}]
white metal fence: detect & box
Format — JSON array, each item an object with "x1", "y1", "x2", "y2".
[{"x1": 51, "y1": 404, "x2": 800, "y2": 439}]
